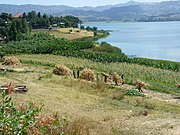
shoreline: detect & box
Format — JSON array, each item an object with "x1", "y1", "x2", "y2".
[{"x1": 83, "y1": 20, "x2": 180, "y2": 24}]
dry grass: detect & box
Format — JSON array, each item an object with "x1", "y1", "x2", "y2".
[
  {"x1": 1, "y1": 70, "x2": 179, "y2": 135},
  {"x1": 112, "y1": 91, "x2": 125, "y2": 100},
  {"x1": 63, "y1": 118, "x2": 100, "y2": 135},
  {"x1": 1, "y1": 54, "x2": 180, "y2": 135},
  {"x1": 32, "y1": 28, "x2": 93, "y2": 40},
  {"x1": 50, "y1": 28, "x2": 93, "y2": 40}
]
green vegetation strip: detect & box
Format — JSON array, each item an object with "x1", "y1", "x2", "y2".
[
  {"x1": 126, "y1": 89, "x2": 145, "y2": 97},
  {"x1": 1, "y1": 33, "x2": 180, "y2": 72}
]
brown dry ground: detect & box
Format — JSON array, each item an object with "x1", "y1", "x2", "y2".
[{"x1": 0, "y1": 55, "x2": 179, "y2": 135}]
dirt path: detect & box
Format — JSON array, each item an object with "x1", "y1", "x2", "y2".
[{"x1": 120, "y1": 84, "x2": 180, "y2": 104}]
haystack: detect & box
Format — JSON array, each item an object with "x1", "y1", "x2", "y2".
[
  {"x1": 111, "y1": 72, "x2": 121, "y2": 85},
  {"x1": 2, "y1": 57, "x2": 21, "y2": 66},
  {"x1": 101, "y1": 72, "x2": 110, "y2": 83},
  {"x1": 135, "y1": 80, "x2": 147, "y2": 91},
  {"x1": 80, "y1": 68, "x2": 96, "y2": 81},
  {"x1": 53, "y1": 65, "x2": 73, "y2": 76}
]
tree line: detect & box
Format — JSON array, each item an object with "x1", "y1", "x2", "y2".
[
  {"x1": 0, "y1": 12, "x2": 31, "y2": 41},
  {"x1": 24, "y1": 11, "x2": 81, "y2": 29},
  {"x1": 0, "y1": 11, "x2": 82, "y2": 41}
]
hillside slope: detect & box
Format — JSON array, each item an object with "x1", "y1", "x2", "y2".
[{"x1": 1, "y1": 54, "x2": 179, "y2": 135}]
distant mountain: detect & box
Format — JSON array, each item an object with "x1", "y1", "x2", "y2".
[
  {"x1": 141, "y1": 1, "x2": 180, "y2": 16},
  {"x1": 101, "y1": 5, "x2": 146, "y2": 21},
  {"x1": 0, "y1": 4, "x2": 74, "y2": 14},
  {"x1": 0, "y1": 1, "x2": 140, "y2": 14},
  {"x1": 76, "y1": 1, "x2": 141, "y2": 11},
  {"x1": 56, "y1": 1, "x2": 180, "y2": 22},
  {"x1": 0, "y1": 1, "x2": 180, "y2": 22}
]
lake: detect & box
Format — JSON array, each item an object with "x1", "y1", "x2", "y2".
[{"x1": 83, "y1": 22, "x2": 180, "y2": 62}]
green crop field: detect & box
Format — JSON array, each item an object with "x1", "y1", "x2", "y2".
[{"x1": 17, "y1": 54, "x2": 180, "y2": 95}]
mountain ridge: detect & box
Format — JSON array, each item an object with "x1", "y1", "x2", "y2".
[{"x1": 0, "y1": 1, "x2": 180, "y2": 22}]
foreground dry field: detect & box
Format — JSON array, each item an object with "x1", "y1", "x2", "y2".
[{"x1": 0, "y1": 54, "x2": 180, "y2": 135}]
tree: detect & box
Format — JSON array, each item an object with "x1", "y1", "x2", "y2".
[
  {"x1": 0, "y1": 27, "x2": 9, "y2": 41},
  {"x1": 0, "y1": 12, "x2": 9, "y2": 20},
  {"x1": 22, "y1": 19, "x2": 30, "y2": 33},
  {"x1": 9, "y1": 20, "x2": 18, "y2": 40},
  {"x1": 23, "y1": 12, "x2": 26, "y2": 18},
  {"x1": 37, "y1": 12, "x2": 41, "y2": 18},
  {"x1": 86, "y1": 26, "x2": 92, "y2": 31},
  {"x1": 49, "y1": 15, "x2": 53, "y2": 24},
  {"x1": 93, "y1": 31, "x2": 97, "y2": 37},
  {"x1": 0, "y1": 11, "x2": 82, "y2": 41},
  {"x1": 80, "y1": 25, "x2": 85, "y2": 30},
  {"x1": 93, "y1": 27, "x2": 98, "y2": 31}
]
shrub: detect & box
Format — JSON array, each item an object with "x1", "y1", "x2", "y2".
[
  {"x1": 0, "y1": 90, "x2": 78, "y2": 135},
  {"x1": 0, "y1": 90, "x2": 42, "y2": 134},
  {"x1": 126, "y1": 89, "x2": 145, "y2": 97},
  {"x1": 93, "y1": 81, "x2": 107, "y2": 91}
]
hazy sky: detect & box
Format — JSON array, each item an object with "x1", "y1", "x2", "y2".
[{"x1": 0, "y1": 0, "x2": 172, "y2": 7}]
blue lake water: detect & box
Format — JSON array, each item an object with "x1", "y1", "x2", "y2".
[{"x1": 83, "y1": 22, "x2": 180, "y2": 62}]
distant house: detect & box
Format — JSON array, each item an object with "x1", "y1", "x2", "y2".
[
  {"x1": 52, "y1": 24, "x2": 58, "y2": 27},
  {"x1": 60, "y1": 22, "x2": 65, "y2": 27},
  {"x1": 13, "y1": 12, "x2": 23, "y2": 19},
  {"x1": 60, "y1": 22, "x2": 65, "y2": 25}
]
